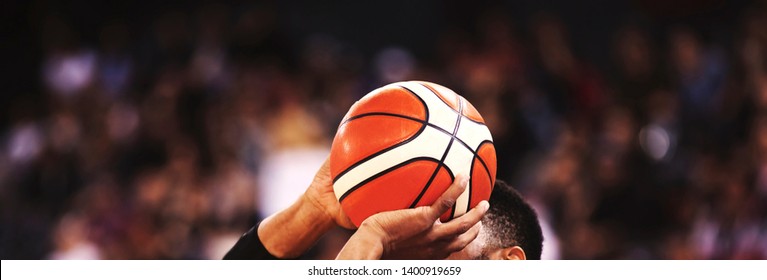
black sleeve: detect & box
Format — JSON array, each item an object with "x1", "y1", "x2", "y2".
[{"x1": 223, "y1": 222, "x2": 280, "y2": 260}]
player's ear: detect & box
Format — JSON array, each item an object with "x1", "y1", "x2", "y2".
[{"x1": 501, "y1": 246, "x2": 527, "y2": 260}]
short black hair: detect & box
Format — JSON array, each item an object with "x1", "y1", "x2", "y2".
[{"x1": 482, "y1": 180, "x2": 544, "y2": 260}]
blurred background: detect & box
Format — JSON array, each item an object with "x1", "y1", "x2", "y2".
[{"x1": 1, "y1": 0, "x2": 766, "y2": 259}]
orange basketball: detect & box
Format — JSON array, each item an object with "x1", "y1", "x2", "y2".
[{"x1": 330, "y1": 81, "x2": 497, "y2": 227}]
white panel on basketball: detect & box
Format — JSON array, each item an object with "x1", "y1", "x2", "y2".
[
  {"x1": 441, "y1": 140, "x2": 476, "y2": 217},
  {"x1": 333, "y1": 125, "x2": 452, "y2": 199},
  {"x1": 455, "y1": 115, "x2": 494, "y2": 150},
  {"x1": 397, "y1": 82, "x2": 458, "y2": 132}
]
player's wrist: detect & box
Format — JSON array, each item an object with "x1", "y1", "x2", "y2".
[
  {"x1": 258, "y1": 195, "x2": 335, "y2": 258},
  {"x1": 358, "y1": 219, "x2": 391, "y2": 254},
  {"x1": 338, "y1": 225, "x2": 385, "y2": 259},
  {"x1": 297, "y1": 194, "x2": 335, "y2": 233},
  {"x1": 299, "y1": 192, "x2": 336, "y2": 227}
]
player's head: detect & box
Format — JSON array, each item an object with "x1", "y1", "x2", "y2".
[{"x1": 446, "y1": 180, "x2": 544, "y2": 260}]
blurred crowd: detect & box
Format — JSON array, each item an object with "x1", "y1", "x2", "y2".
[{"x1": 2, "y1": 1, "x2": 767, "y2": 259}]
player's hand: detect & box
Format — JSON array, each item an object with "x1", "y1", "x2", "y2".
[
  {"x1": 336, "y1": 175, "x2": 489, "y2": 259},
  {"x1": 257, "y1": 157, "x2": 353, "y2": 258},
  {"x1": 303, "y1": 157, "x2": 356, "y2": 229}
]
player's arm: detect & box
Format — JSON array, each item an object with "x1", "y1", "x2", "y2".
[
  {"x1": 336, "y1": 175, "x2": 489, "y2": 260},
  {"x1": 224, "y1": 157, "x2": 353, "y2": 259}
]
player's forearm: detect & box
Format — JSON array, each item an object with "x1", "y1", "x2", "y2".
[{"x1": 257, "y1": 194, "x2": 335, "y2": 258}]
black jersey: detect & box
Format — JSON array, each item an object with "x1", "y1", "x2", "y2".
[{"x1": 223, "y1": 223, "x2": 279, "y2": 260}]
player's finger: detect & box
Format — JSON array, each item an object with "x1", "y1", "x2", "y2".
[
  {"x1": 429, "y1": 200, "x2": 488, "y2": 241},
  {"x1": 429, "y1": 174, "x2": 469, "y2": 218},
  {"x1": 443, "y1": 221, "x2": 482, "y2": 253}
]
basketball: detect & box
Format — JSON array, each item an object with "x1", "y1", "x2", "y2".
[{"x1": 330, "y1": 81, "x2": 497, "y2": 227}]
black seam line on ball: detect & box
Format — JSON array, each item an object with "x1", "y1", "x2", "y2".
[
  {"x1": 416, "y1": 82, "x2": 491, "y2": 170},
  {"x1": 450, "y1": 98, "x2": 465, "y2": 218},
  {"x1": 465, "y1": 141, "x2": 494, "y2": 215},
  {"x1": 466, "y1": 145, "x2": 477, "y2": 217},
  {"x1": 343, "y1": 112, "x2": 491, "y2": 161},
  {"x1": 338, "y1": 157, "x2": 441, "y2": 202},
  {"x1": 409, "y1": 92, "x2": 464, "y2": 209},
  {"x1": 417, "y1": 81, "x2": 486, "y2": 125},
  {"x1": 475, "y1": 140, "x2": 494, "y2": 184},
  {"x1": 332, "y1": 87, "x2": 429, "y2": 183}
]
